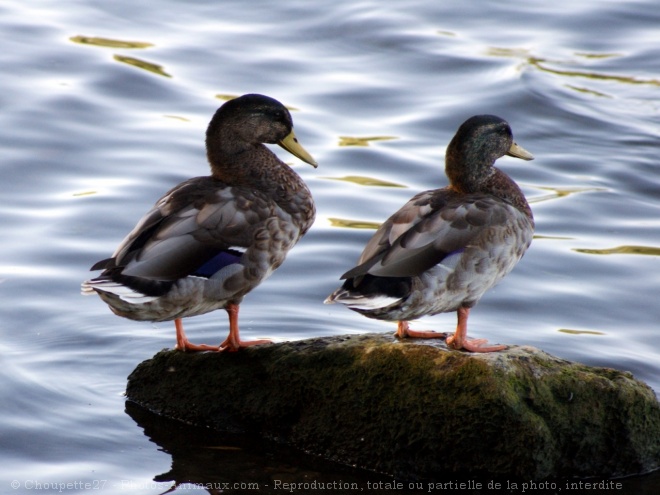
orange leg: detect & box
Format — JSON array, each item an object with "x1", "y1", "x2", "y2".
[
  {"x1": 218, "y1": 302, "x2": 272, "y2": 352},
  {"x1": 395, "y1": 320, "x2": 447, "y2": 339},
  {"x1": 446, "y1": 307, "x2": 507, "y2": 353},
  {"x1": 174, "y1": 318, "x2": 221, "y2": 352}
]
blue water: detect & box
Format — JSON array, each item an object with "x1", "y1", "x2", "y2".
[{"x1": 2, "y1": 0, "x2": 659, "y2": 492}]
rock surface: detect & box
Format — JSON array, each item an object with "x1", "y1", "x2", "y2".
[{"x1": 126, "y1": 333, "x2": 660, "y2": 480}]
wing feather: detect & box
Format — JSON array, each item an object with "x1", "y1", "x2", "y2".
[
  {"x1": 97, "y1": 177, "x2": 274, "y2": 280},
  {"x1": 343, "y1": 189, "x2": 526, "y2": 280}
]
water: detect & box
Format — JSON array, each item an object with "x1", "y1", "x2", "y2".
[{"x1": 1, "y1": 0, "x2": 659, "y2": 492}]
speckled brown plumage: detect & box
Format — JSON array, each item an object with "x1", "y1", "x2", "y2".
[{"x1": 325, "y1": 115, "x2": 534, "y2": 353}]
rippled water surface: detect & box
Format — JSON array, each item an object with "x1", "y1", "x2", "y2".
[{"x1": 2, "y1": 0, "x2": 660, "y2": 492}]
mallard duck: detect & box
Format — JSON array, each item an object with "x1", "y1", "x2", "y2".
[
  {"x1": 325, "y1": 115, "x2": 534, "y2": 352},
  {"x1": 82, "y1": 94, "x2": 317, "y2": 352}
]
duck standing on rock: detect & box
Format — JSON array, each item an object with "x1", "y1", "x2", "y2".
[
  {"x1": 325, "y1": 115, "x2": 534, "y2": 352},
  {"x1": 83, "y1": 94, "x2": 317, "y2": 352}
]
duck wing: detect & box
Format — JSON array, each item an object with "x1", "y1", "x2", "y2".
[
  {"x1": 92, "y1": 177, "x2": 272, "y2": 281},
  {"x1": 341, "y1": 189, "x2": 518, "y2": 280}
]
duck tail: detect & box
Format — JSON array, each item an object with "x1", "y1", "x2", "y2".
[{"x1": 324, "y1": 274, "x2": 410, "y2": 310}]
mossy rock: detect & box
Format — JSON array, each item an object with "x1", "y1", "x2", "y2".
[{"x1": 126, "y1": 333, "x2": 660, "y2": 480}]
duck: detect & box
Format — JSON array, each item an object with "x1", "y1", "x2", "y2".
[
  {"x1": 82, "y1": 93, "x2": 317, "y2": 352},
  {"x1": 325, "y1": 115, "x2": 534, "y2": 352}
]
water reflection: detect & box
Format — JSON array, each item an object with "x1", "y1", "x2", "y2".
[
  {"x1": 564, "y1": 85, "x2": 612, "y2": 98},
  {"x1": 487, "y1": 47, "x2": 660, "y2": 87},
  {"x1": 69, "y1": 35, "x2": 154, "y2": 49},
  {"x1": 125, "y1": 401, "x2": 420, "y2": 495},
  {"x1": 112, "y1": 55, "x2": 172, "y2": 78},
  {"x1": 527, "y1": 185, "x2": 607, "y2": 204},
  {"x1": 559, "y1": 328, "x2": 606, "y2": 336},
  {"x1": 213, "y1": 93, "x2": 237, "y2": 102},
  {"x1": 327, "y1": 217, "x2": 381, "y2": 230},
  {"x1": 126, "y1": 401, "x2": 659, "y2": 495},
  {"x1": 338, "y1": 136, "x2": 398, "y2": 147},
  {"x1": 573, "y1": 245, "x2": 660, "y2": 256},
  {"x1": 324, "y1": 175, "x2": 406, "y2": 188},
  {"x1": 69, "y1": 34, "x2": 172, "y2": 78},
  {"x1": 531, "y1": 58, "x2": 660, "y2": 87}
]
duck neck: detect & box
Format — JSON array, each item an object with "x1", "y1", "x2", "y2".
[
  {"x1": 207, "y1": 142, "x2": 266, "y2": 184},
  {"x1": 207, "y1": 145, "x2": 314, "y2": 220},
  {"x1": 445, "y1": 148, "x2": 493, "y2": 195},
  {"x1": 484, "y1": 168, "x2": 533, "y2": 219},
  {"x1": 447, "y1": 155, "x2": 532, "y2": 219}
]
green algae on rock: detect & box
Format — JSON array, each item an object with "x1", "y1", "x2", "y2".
[{"x1": 125, "y1": 333, "x2": 660, "y2": 480}]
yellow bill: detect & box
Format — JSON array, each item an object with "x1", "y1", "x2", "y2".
[
  {"x1": 507, "y1": 141, "x2": 534, "y2": 161},
  {"x1": 279, "y1": 130, "x2": 318, "y2": 168}
]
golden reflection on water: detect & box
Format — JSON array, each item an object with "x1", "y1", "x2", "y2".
[
  {"x1": 69, "y1": 36, "x2": 170, "y2": 79},
  {"x1": 573, "y1": 245, "x2": 660, "y2": 256},
  {"x1": 113, "y1": 55, "x2": 172, "y2": 78},
  {"x1": 71, "y1": 190, "x2": 97, "y2": 197},
  {"x1": 164, "y1": 115, "x2": 191, "y2": 122},
  {"x1": 559, "y1": 329, "x2": 606, "y2": 336},
  {"x1": 487, "y1": 47, "x2": 660, "y2": 87},
  {"x1": 338, "y1": 136, "x2": 397, "y2": 147},
  {"x1": 327, "y1": 217, "x2": 381, "y2": 230},
  {"x1": 215, "y1": 94, "x2": 238, "y2": 101},
  {"x1": 527, "y1": 185, "x2": 607, "y2": 204},
  {"x1": 532, "y1": 58, "x2": 660, "y2": 86},
  {"x1": 324, "y1": 175, "x2": 406, "y2": 230},
  {"x1": 575, "y1": 52, "x2": 621, "y2": 60},
  {"x1": 324, "y1": 175, "x2": 406, "y2": 188},
  {"x1": 563, "y1": 85, "x2": 611, "y2": 98},
  {"x1": 533, "y1": 234, "x2": 573, "y2": 241},
  {"x1": 69, "y1": 35, "x2": 153, "y2": 49}
]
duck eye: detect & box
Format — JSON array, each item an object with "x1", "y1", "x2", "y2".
[{"x1": 274, "y1": 110, "x2": 288, "y2": 123}]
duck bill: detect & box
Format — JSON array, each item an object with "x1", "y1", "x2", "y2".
[
  {"x1": 507, "y1": 142, "x2": 534, "y2": 161},
  {"x1": 279, "y1": 130, "x2": 318, "y2": 168}
]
